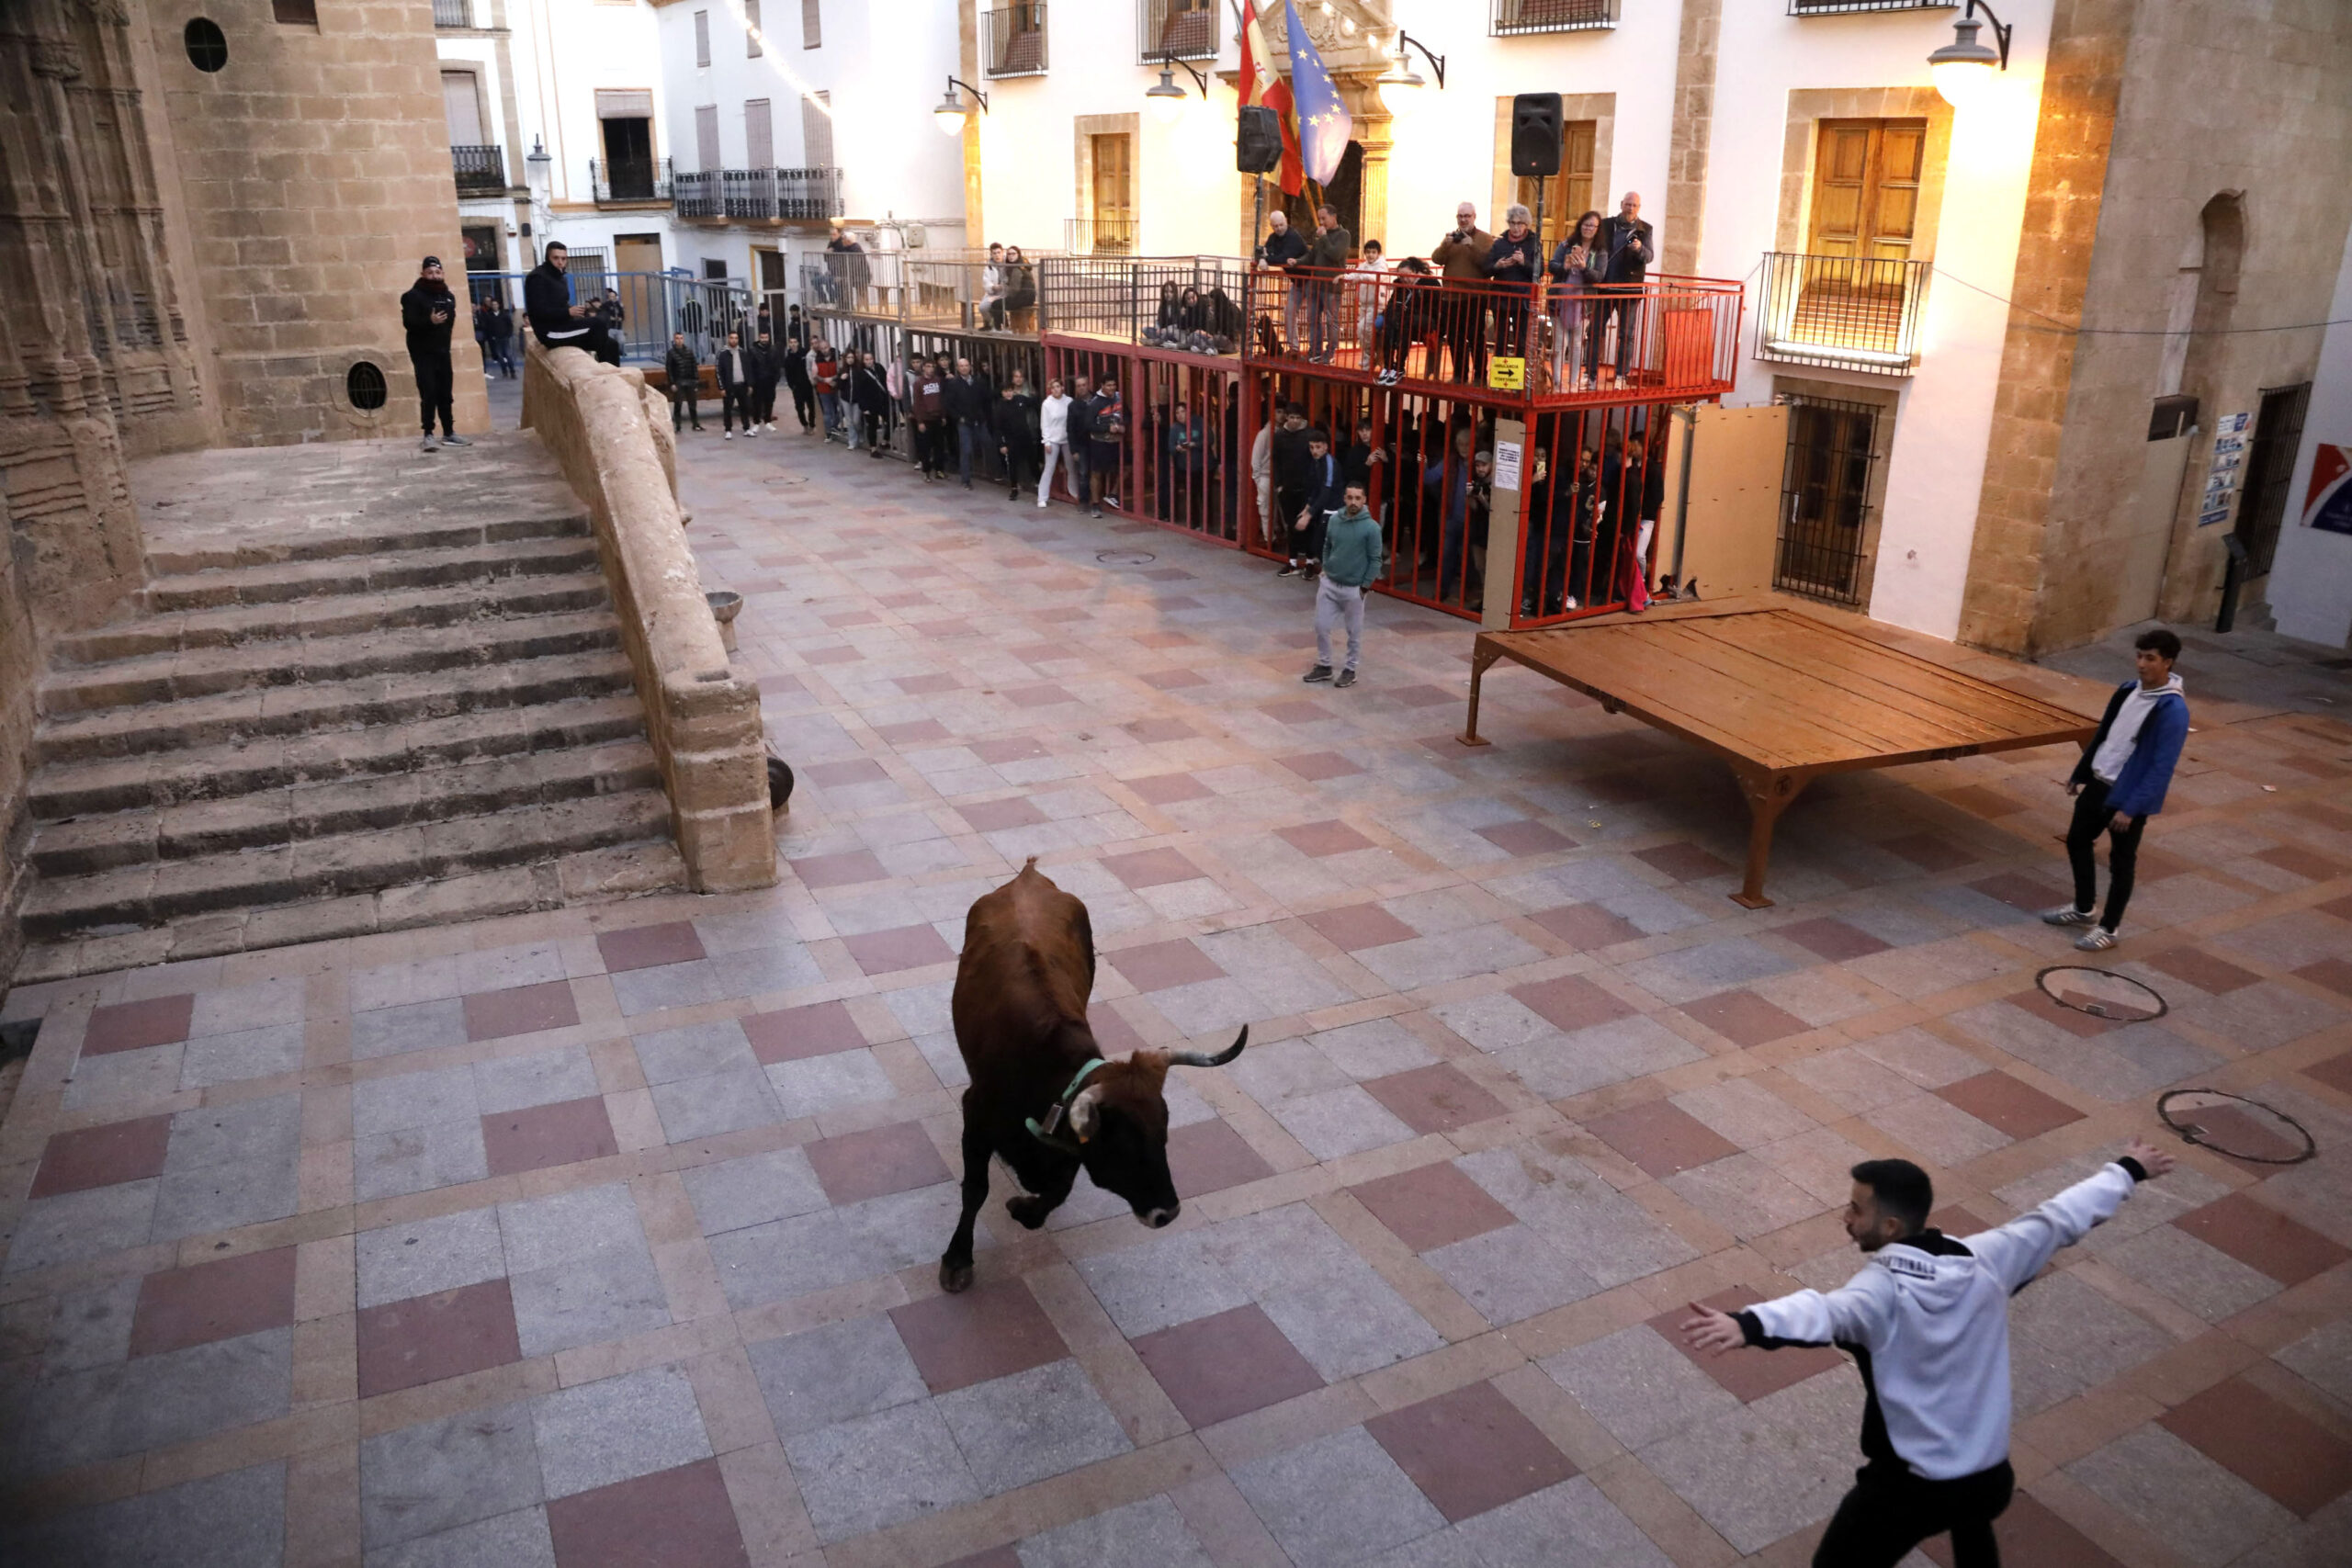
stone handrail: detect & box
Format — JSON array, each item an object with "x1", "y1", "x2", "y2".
[{"x1": 520, "y1": 337, "x2": 776, "y2": 893}]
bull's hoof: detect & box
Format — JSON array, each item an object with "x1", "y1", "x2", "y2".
[
  {"x1": 1006, "y1": 1195, "x2": 1054, "y2": 1231},
  {"x1": 939, "y1": 1259, "x2": 975, "y2": 1294}
]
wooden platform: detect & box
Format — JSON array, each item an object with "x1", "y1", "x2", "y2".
[{"x1": 1459, "y1": 600, "x2": 2108, "y2": 907}]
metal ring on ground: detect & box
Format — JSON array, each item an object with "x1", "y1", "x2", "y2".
[
  {"x1": 2036, "y1": 965, "x2": 2166, "y2": 1022},
  {"x1": 2157, "y1": 1089, "x2": 2316, "y2": 1166},
  {"x1": 1096, "y1": 550, "x2": 1156, "y2": 566}
]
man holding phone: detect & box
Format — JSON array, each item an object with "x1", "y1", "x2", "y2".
[
  {"x1": 399, "y1": 256, "x2": 468, "y2": 453},
  {"x1": 1594, "y1": 192, "x2": 1655, "y2": 378}
]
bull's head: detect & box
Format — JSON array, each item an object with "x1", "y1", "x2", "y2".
[{"x1": 1043, "y1": 1027, "x2": 1249, "y2": 1229}]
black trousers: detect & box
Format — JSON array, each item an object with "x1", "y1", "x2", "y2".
[
  {"x1": 413, "y1": 351, "x2": 454, "y2": 435},
  {"x1": 2065, "y1": 778, "x2": 2146, "y2": 931},
  {"x1": 753, "y1": 381, "x2": 777, "y2": 423},
  {"x1": 670, "y1": 387, "x2": 701, "y2": 431},
  {"x1": 787, "y1": 377, "x2": 816, "y2": 427},
  {"x1": 1815, "y1": 1461, "x2": 2012, "y2": 1568},
  {"x1": 722, "y1": 386, "x2": 752, "y2": 432}
]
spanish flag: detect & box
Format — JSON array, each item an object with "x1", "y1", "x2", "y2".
[{"x1": 1238, "y1": 0, "x2": 1304, "y2": 197}]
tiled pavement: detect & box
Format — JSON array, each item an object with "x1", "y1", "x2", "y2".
[{"x1": 3, "y1": 419, "x2": 2351, "y2": 1567}]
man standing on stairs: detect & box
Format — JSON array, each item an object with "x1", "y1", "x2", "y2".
[{"x1": 400, "y1": 257, "x2": 467, "y2": 453}]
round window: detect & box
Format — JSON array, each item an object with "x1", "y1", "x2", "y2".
[
  {"x1": 184, "y1": 17, "x2": 228, "y2": 72},
  {"x1": 345, "y1": 361, "x2": 388, "y2": 412}
]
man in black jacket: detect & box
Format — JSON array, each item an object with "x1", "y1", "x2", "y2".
[
  {"x1": 1258, "y1": 211, "x2": 1310, "y2": 353},
  {"x1": 751, "y1": 332, "x2": 780, "y2": 433},
  {"x1": 523, "y1": 243, "x2": 618, "y2": 364},
  {"x1": 1270, "y1": 404, "x2": 1315, "y2": 570},
  {"x1": 780, "y1": 328, "x2": 816, "y2": 430},
  {"x1": 663, "y1": 333, "x2": 702, "y2": 433},
  {"x1": 943, "y1": 359, "x2": 986, "y2": 490},
  {"x1": 399, "y1": 257, "x2": 466, "y2": 453},
  {"x1": 715, "y1": 333, "x2": 753, "y2": 437},
  {"x1": 1064, "y1": 374, "x2": 1095, "y2": 504},
  {"x1": 1595, "y1": 192, "x2": 1656, "y2": 378}
]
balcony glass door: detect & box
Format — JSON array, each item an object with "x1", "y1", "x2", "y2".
[
  {"x1": 602, "y1": 118, "x2": 655, "y2": 200},
  {"x1": 1091, "y1": 133, "x2": 1134, "y2": 254}
]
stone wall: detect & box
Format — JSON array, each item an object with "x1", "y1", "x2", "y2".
[
  {"x1": 1960, "y1": 0, "x2": 2352, "y2": 654},
  {"x1": 139, "y1": 0, "x2": 490, "y2": 446},
  {"x1": 520, "y1": 339, "x2": 776, "y2": 895}
]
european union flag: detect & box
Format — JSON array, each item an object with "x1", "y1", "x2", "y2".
[{"x1": 1282, "y1": 0, "x2": 1351, "y2": 188}]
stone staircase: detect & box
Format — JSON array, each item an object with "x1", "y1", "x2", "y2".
[{"x1": 13, "y1": 440, "x2": 686, "y2": 979}]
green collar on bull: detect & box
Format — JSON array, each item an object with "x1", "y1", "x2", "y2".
[{"x1": 1025, "y1": 1057, "x2": 1107, "y2": 1155}]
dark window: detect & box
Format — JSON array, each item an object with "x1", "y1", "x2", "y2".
[
  {"x1": 2236, "y1": 383, "x2": 2312, "y2": 576},
  {"x1": 1775, "y1": 395, "x2": 1882, "y2": 605},
  {"x1": 602, "y1": 118, "x2": 655, "y2": 198},
  {"x1": 346, "y1": 361, "x2": 388, "y2": 411},
  {"x1": 184, "y1": 17, "x2": 228, "y2": 71},
  {"x1": 272, "y1": 0, "x2": 317, "y2": 21},
  {"x1": 703, "y1": 259, "x2": 729, "y2": 281}
]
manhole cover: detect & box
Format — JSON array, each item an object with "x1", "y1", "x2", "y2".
[
  {"x1": 2036, "y1": 965, "x2": 2165, "y2": 1022},
  {"x1": 2158, "y1": 1089, "x2": 2315, "y2": 1166},
  {"x1": 1097, "y1": 550, "x2": 1156, "y2": 566}
]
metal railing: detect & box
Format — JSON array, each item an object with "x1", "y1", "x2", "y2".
[
  {"x1": 1491, "y1": 0, "x2": 1618, "y2": 33},
  {"x1": 1240, "y1": 265, "x2": 1744, "y2": 404},
  {"x1": 986, "y1": 3, "x2": 1049, "y2": 76},
  {"x1": 450, "y1": 144, "x2": 507, "y2": 196},
  {"x1": 1137, "y1": 0, "x2": 1218, "y2": 62},
  {"x1": 1040, "y1": 256, "x2": 1249, "y2": 352},
  {"x1": 462, "y1": 269, "x2": 752, "y2": 366},
  {"x1": 674, "y1": 167, "x2": 843, "y2": 223},
  {"x1": 590, "y1": 157, "x2": 673, "y2": 205},
  {"x1": 800, "y1": 248, "x2": 1057, "y2": 333},
  {"x1": 1790, "y1": 0, "x2": 1953, "y2": 14},
  {"x1": 1755, "y1": 252, "x2": 1928, "y2": 375},
  {"x1": 432, "y1": 0, "x2": 475, "y2": 27},
  {"x1": 1066, "y1": 217, "x2": 1137, "y2": 256}
]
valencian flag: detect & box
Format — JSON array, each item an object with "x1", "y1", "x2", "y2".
[
  {"x1": 1281, "y1": 0, "x2": 1351, "y2": 186},
  {"x1": 1238, "y1": 0, "x2": 1303, "y2": 197}
]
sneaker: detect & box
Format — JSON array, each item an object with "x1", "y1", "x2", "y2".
[
  {"x1": 1036, "y1": 499, "x2": 1047, "y2": 509},
  {"x1": 725, "y1": 431, "x2": 733, "y2": 440},
  {"x1": 1302, "y1": 665, "x2": 1333, "y2": 683},
  {"x1": 439, "y1": 434, "x2": 469, "y2": 446},
  {"x1": 419, "y1": 434, "x2": 438, "y2": 452},
  {"x1": 2041, "y1": 906, "x2": 2096, "y2": 927},
  {"x1": 2075, "y1": 928, "x2": 2119, "y2": 952},
  {"x1": 1334, "y1": 669, "x2": 1357, "y2": 689},
  {"x1": 1277, "y1": 561, "x2": 1301, "y2": 578},
  {"x1": 1089, "y1": 507, "x2": 1102, "y2": 519},
  {"x1": 1377, "y1": 369, "x2": 1401, "y2": 387}
]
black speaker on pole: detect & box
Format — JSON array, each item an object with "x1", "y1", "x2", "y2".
[
  {"x1": 1237, "y1": 105, "x2": 1283, "y2": 175},
  {"x1": 1510, "y1": 93, "x2": 1564, "y2": 178}
]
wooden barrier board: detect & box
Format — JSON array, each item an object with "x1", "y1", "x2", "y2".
[{"x1": 1459, "y1": 601, "x2": 2106, "y2": 907}]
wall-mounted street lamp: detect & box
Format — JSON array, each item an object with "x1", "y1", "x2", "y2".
[
  {"x1": 1376, "y1": 30, "x2": 1445, "y2": 117},
  {"x1": 1145, "y1": 51, "x2": 1210, "y2": 126},
  {"x1": 1927, "y1": 0, "x2": 2012, "y2": 108},
  {"x1": 932, "y1": 75, "x2": 989, "y2": 136}
]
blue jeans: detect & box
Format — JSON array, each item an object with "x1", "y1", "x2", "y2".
[
  {"x1": 1307, "y1": 284, "x2": 1338, "y2": 361},
  {"x1": 818, "y1": 392, "x2": 842, "y2": 438},
  {"x1": 958, "y1": 421, "x2": 988, "y2": 484}
]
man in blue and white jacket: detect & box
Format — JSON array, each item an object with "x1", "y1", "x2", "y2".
[
  {"x1": 2043, "y1": 626, "x2": 2188, "y2": 952},
  {"x1": 1683, "y1": 1142, "x2": 2175, "y2": 1567}
]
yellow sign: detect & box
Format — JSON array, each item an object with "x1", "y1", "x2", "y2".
[{"x1": 1487, "y1": 356, "x2": 1526, "y2": 391}]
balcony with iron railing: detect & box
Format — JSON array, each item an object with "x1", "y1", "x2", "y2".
[
  {"x1": 432, "y1": 0, "x2": 475, "y2": 28},
  {"x1": 1754, "y1": 253, "x2": 1928, "y2": 375},
  {"x1": 1066, "y1": 217, "x2": 1137, "y2": 257},
  {"x1": 800, "y1": 248, "x2": 1060, "y2": 333},
  {"x1": 590, "y1": 156, "x2": 673, "y2": 206},
  {"x1": 986, "y1": 3, "x2": 1049, "y2": 77},
  {"x1": 450, "y1": 144, "x2": 508, "y2": 196},
  {"x1": 1138, "y1": 0, "x2": 1218, "y2": 63},
  {"x1": 1491, "y1": 0, "x2": 1618, "y2": 33},
  {"x1": 1789, "y1": 0, "x2": 1954, "y2": 15},
  {"x1": 674, "y1": 167, "x2": 843, "y2": 224}
]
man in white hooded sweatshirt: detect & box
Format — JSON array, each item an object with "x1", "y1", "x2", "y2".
[{"x1": 1682, "y1": 1140, "x2": 2176, "y2": 1566}]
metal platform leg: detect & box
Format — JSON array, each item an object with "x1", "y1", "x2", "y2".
[
  {"x1": 1458, "y1": 644, "x2": 1502, "y2": 747},
  {"x1": 1731, "y1": 767, "x2": 1812, "y2": 909}
]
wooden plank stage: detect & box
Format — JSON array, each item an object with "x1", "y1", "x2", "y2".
[{"x1": 1459, "y1": 600, "x2": 2107, "y2": 908}]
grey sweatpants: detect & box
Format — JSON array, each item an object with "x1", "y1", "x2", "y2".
[{"x1": 1315, "y1": 578, "x2": 1366, "y2": 671}]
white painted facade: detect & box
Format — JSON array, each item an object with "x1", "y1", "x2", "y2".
[
  {"x1": 435, "y1": 0, "x2": 687, "y2": 280},
  {"x1": 2268, "y1": 212, "x2": 2352, "y2": 649},
  {"x1": 652, "y1": 0, "x2": 967, "y2": 287}
]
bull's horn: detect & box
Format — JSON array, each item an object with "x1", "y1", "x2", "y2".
[{"x1": 1165, "y1": 1025, "x2": 1249, "y2": 1069}]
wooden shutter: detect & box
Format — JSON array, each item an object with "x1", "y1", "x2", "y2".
[
  {"x1": 802, "y1": 0, "x2": 820, "y2": 48},
  {"x1": 1871, "y1": 123, "x2": 1924, "y2": 260},
  {"x1": 1515, "y1": 119, "x2": 1597, "y2": 250},
  {"x1": 745, "y1": 98, "x2": 774, "y2": 168},
  {"x1": 802, "y1": 91, "x2": 833, "y2": 168},
  {"x1": 1808, "y1": 119, "x2": 1927, "y2": 262},
  {"x1": 746, "y1": 0, "x2": 762, "y2": 55},
  {"x1": 694, "y1": 8, "x2": 710, "y2": 67},
  {"x1": 695, "y1": 105, "x2": 721, "y2": 172},
  {"x1": 441, "y1": 71, "x2": 483, "y2": 144}
]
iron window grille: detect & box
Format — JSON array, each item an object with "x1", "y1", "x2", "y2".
[
  {"x1": 450, "y1": 144, "x2": 508, "y2": 196},
  {"x1": 1775, "y1": 395, "x2": 1882, "y2": 606},
  {"x1": 1755, "y1": 253, "x2": 1928, "y2": 375},
  {"x1": 676, "y1": 168, "x2": 843, "y2": 222},
  {"x1": 1789, "y1": 1, "x2": 1954, "y2": 14},
  {"x1": 431, "y1": 0, "x2": 473, "y2": 28},
  {"x1": 1138, "y1": 0, "x2": 1217, "y2": 64},
  {"x1": 1491, "y1": 0, "x2": 1617, "y2": 34},
  {"x1": 986, "y1": 3, "x2": 1049, "y2": 77},
  {"x1": 590, "y1": 157, "x2": 673, "y2": 204}
]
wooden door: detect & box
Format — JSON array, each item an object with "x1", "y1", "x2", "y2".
[
  {"x1": 1809, "y1": 119, "x2": 1924, "y2": 262},
  {"x1": 1515, "y1": 120, "x2": 1596, "y2": 250},
  {"x1": 1091, "y1": 133, "x2": 1133, "y2": 253}
]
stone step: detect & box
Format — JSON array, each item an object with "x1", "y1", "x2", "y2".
[
  {"x1": 19, "y1": 790, "x2": 675, "y2": 940},
  {"x1": 137, "y1": 536, "x2": 604, "y2": 614},
  {"x1": 28, "y1": 693, "x2": 649, "y2": 818},
  {"x1": 142, "y1": 508, "x2": 590, "y2": 576},
  {"x1": 32, "y1": 649, "x2": 639, "y2": 765},
  {"x1": 53, "y1": 572, "x2": 612, "y2": 667},
  {"x1": 28, "y1": 739, "x2": 662, "y2": 875},
  {"x1": 40, "y1": 608, "x2": 624, "y2": 715}
]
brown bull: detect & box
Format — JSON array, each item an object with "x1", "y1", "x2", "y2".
[{"x1": 939, "y1": 858, "x2": 1247, "y2": 1293}]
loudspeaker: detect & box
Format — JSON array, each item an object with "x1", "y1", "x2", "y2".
[
  {"x1": 1237, "y1": 105, "x2": 1283, "y2": 175},
  {"x1": 1510, "y1": 93, "x2": 1564, "y2": 178}
]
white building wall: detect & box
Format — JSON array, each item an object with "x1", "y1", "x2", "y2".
[{"x1": 2267, "y1": 212, "x2": 2352, "y2": 649}]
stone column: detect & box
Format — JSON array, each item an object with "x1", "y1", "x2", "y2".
[{"x1": 1663, "y1": 0, "x2": 1720, "y2": 276}]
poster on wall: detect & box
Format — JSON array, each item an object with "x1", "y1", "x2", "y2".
[
  {"x1": 2305, "y1": 443, "x2": 2352, "y2": 536},
  {"x1": 2198, "y1": 412, "x2": 2252, "y2": 527}
]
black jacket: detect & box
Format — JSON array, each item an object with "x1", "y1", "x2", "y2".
[
  {"x1": 991, "y1": 393, "x2": 1034, "y2": 448},
  {"x1": 850, "y1": 362, "x2": 891, "y2": 414},
  {"x1": 523, "y1": 263, "x2": 577, "y2": 341},
  {"x1": 780, "y1": 344, "x2": 812, "y2": 389},
  {"x1": 1272, "y1": 424, "x2": 1316, "y2": 495},
  {"x1": 663, "y1": 342, "x2": 700, "y2": 389},
  {"x1": 944, "y1": 374, "x2": 989, "y2": 425},
  {"x1": 401, "y1": 281, "x2": 457, "y2": 357},
  {"x1": 1597, "y1": 216, "x2": 1655, "y2": 285},
  {"x1": 1485, "y1": 231, "x2": 1543, "y2": 286},
  {"x1": 750, "y1": 342, "x2": 779, "y2": 389},
  {"x1": 1066, "y1": 394, "x2": 1095, "y2": 444},
  {"x1": 717, "y1": 346, "x2": 749, "y2": 389},
  {"x1": 1260, "y1": 227, "x2": 1309, "y2": 269}
]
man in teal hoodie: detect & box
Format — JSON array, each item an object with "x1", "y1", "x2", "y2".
[{"x1": 1305, "y1": 481, "x2": 1385, "y2": 690}]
